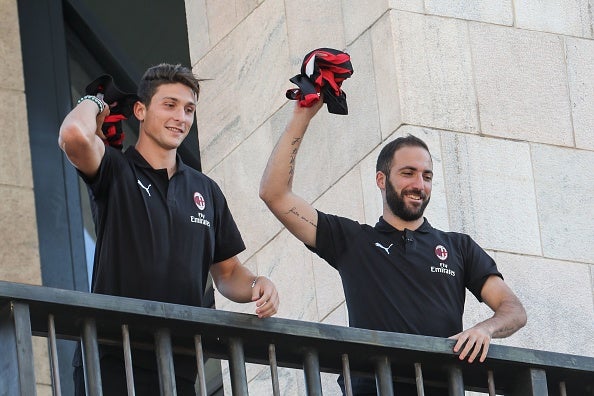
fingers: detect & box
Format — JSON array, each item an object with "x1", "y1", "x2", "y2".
[
  {"x1": 251, "y1": 278, "x2": 279, "y2": 318},
  {"x1": 451, "y1": 331, "x2": 491, "y2": 363}
]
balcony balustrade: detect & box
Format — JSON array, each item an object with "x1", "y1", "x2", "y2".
[{"x1": 1, "y1": 280, "x2": 592, "y2": 395}]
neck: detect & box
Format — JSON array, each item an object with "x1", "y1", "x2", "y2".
[
  {"x1": 135, "y1": 139, "x2": 178, "y2": 178},
  {"x1": 382, "y1": 210, "x2": 424, "y2": 231}
]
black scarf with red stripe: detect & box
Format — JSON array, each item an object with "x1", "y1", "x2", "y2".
[
  {"x1": 286, "y1": 48, "x2": 354, "y2": 115},
  {"x1": 85, "y1": 75, "x2": 139, "y2": 149}
]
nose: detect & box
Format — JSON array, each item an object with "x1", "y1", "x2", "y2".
[
  {"x1": 411, "y1": 173, "x2": 425, "y2": 190},
  {"x1": 174, "y1": 107, "x2": 185, "y2": 121}
]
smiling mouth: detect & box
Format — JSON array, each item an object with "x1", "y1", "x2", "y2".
[
  {"x1": 405, "y1": 193, "x2": 422, "y2": 201},
  {"x1": 166, "y1": 126, "x2": 184, "y2": 134}
]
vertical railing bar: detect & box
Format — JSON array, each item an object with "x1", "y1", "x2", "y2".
[
  {"x1": 414, "y1": 362, "x2": 425, "y2": 396},
  {"x1": 121, "y1": 324, "x2": 135, "y2": 396},
  {"x1": 81, "y1": 318, "x2": 102, "y2": 396},
  {"x1": 559, "y1": 380, "x2": 567, "y2": 396},
  {"x1": 268, "y1": 344, "x2": 280, "y2": 396},
  {"x1": 374, "y1": 356, "x2": 394, "y2": 396},
  {"x1": 487, "y1": 370, "x2": 496, "y2": 396},
  {"x1": 303, "y1": 348, "x2": 322, "y2": 396},
  {"x1": 48, "y1": 314, "x2": 62, "y2": 396},
  {"x1": 194, "y1": 335, "x2": 207, "y2": 396},
  {"x1": 341, "y1": 353, "x2": 353, "y2": 396},
  {"x1": 12, "y1": 302, "x2": 37, "y2": 395},
  {"x1": 155, "y1": 328, "x2": 177, "y2": 396},
  {"x1": 447, "y1": 366, "x2": 465, "y2": 396},
  {"x1": 228, "y1": 337, "x2": 249, "y2": 395}
]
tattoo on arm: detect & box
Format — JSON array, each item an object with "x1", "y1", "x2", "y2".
[
  {"x1": 285, "y1": 206, "x2": 317, "y2": 228},
  {"x1": 287, "y1": 137, "x2": 302, "y2": 186}
]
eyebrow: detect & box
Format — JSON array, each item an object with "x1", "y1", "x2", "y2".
[
  {"x1": 398, "y1": 165, "x2": 433, "y2": 174},
  {"x1": 161, "y1": 96, "x2": 196, "y2": 106}
]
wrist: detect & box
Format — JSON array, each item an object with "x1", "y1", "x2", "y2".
[
  {"x1": 77, "y1": 95, "x2": 106, "y2": 114},
  {"x1": 251, "y1": 276, "x2": 260, "y2": 288}
]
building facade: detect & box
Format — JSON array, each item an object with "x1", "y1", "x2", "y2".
[{"x1": 2, "y1": 0, "x2": 593, "y2": 394}]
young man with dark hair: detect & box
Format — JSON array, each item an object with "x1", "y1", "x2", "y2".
[
  {"x1": 259, "y1": 98, "x2": 526, "y2": 395},
  {"x1": 59, "y1": 63, "x2": 279, "y2": 395}
]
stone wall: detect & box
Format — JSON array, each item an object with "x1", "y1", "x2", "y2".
[{"x1": 186, "y1": 1, "x2": 594, "y2": 394}]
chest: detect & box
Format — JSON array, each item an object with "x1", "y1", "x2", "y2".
[{"x1": 111, "y1": 167, "x2": 217, "y2": 236}]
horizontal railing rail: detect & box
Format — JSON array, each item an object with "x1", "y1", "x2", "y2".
[{"x1": 0, "y1": 280, "x2": 592, "y2": 395}]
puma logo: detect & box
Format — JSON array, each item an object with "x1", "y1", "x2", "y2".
[
  {"x1": 137, "y1": 179, "x2": 152, "y2": 197},
  {"x1": 375, "y1": 242, "x2": 393, "y2": 255}
]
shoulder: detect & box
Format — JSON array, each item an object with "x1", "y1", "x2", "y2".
[{"x1": 317, "y1": 210, "x2": 371, "y2": 234}]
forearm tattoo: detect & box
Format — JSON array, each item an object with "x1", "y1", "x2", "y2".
[
  {"x1": 286, "y1": 206, "x2": 317, "y2": 228},
  {"x1": 288, "y1": 137, "x2": 302, "y2": 185}
]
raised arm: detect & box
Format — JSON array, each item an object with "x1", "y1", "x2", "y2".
[
  {"x1": 259, "y1": 99, "x2": 324, "y2": 248},
  {"x1": 58, "y1": 96, "x2": 109, "y2": 178},
  {"x1": 450, "y1": 275, "x2": 527, "y2": 363}
]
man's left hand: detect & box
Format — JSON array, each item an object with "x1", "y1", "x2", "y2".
[
  {"x1": 251, "y1": 276, "x2": 279, "y2": 318},
  {"x1": 449, "y1": 325, "x2": 492, "y2": 363}
]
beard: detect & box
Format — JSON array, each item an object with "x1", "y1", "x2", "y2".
[{"x1": 385, "y1": 177, "x2": 430, "y2": 221}]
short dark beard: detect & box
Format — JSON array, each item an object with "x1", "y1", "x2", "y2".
[{"x1": 385, "y1": 176, "x2": 430, "y2": 221}]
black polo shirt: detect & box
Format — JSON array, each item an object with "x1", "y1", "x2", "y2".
[
  {"x1": 310, "y1": 211, "x2": 502, "y2": 337},
  {"x1": 81, "y1": 146, "x2": 245, "y2": 307}
]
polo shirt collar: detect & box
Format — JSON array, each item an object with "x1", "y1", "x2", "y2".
[
  {"x1": 124, "y1": 146, "x2": 188, "y2": 174},
  {"x1": 374, "y1": 217, "x2": 432, "y2": 234}
]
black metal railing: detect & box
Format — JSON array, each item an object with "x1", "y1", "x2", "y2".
[{"x1": 1, "y1": 280, "x2": 592, "y2": 395}]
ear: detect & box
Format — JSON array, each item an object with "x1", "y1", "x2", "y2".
[
  {"x1": 133, "y1": 101, "x2": 146, "y2": 121},
  {"x1": 376, "y1": 171, "x2": 386, "y2": 190}
]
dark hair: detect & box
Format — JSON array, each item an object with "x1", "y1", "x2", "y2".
[
  {"x1": 376, "y1": 134, "x2": 431, "y2": 175},
  {"x1": 137, "y1": 63, "x2": 201, "y2": 106}
]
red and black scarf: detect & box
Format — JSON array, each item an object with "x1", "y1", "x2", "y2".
[{"x1": 286, "y1": 48, "x2": 354, "y2": 115}]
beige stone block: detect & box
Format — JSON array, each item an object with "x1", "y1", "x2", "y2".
[
  {"x1": 33, "y1": 336, "x2": 51, "y2": 384},
  {"x1": 341, "y1": 0, "x2": 390, "y2": 44},
  {"x1": 388, "y1": 0, "x2": 424, "y2": 12},
  {"x1": 359, "y1": 147, "x2": 384, "y2": 225},
  {"x1": 320, "y1": 302, "x2": 348, "y2": 326},
  {"x1": 185, "y1": 0, "x2": 211, "y2": 63},
  {"x1": 391, "y1": 12, "x2": 480, "y2": 133},
  {"x1": 207, "y1": 103, "x2": 293, "y2": 261},
  {"x1": 243, "y1": 363, "x2": 303, "y2": 395},
  {"x1": 514, "y1": 0, "x2": 594, "y2": 38},
  {"x1": 204, "y1": 0, "x2": 260, "y2": 45},
  {"x1": 315, "y1": 166, "x2": 365, "y2": 222},
  {"x1": 532, "y1": 144, "x2": 594, "y2": 264},
  {"x1": 0, "y1": 90, "x2": 33, "y2": 187},
  {"x1": 255, "y1": 230, "x2": 318, "y2": 322},
  {"x1": 464, "y1": 253, "x2": 594, "y2": 358},
  {"x1": 36, "y1": 384, "x2": 53, "y2": 396},
  {"x1": 369, "y1": 12, "x2": 402, "y2": 140},
  {"x1": 285, "y1": 0, "x2": 345, "y2": 63},
  {"x1": 425, "y1": 0, "x2": 513, "y2": 25},
  {"x1": 566, "y1": 37, "x2": 594, "y2": 151},
  {"x1": 195, "y1": 0, "x2": 290, "y2": 172},
  {"x1": 0, "y1": 0, "x2": 25, "y2": 91},
  {"x1": 470, "y1": 23, "x2": 573, "y2": 146},
  {"x1": 0, "y1": 185, "x2": 41, "y2": 283},
  {"x1": 441, "y1": 134, "x2": 541, "y2": 255}
]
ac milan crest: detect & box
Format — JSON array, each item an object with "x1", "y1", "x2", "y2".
[
  {"x1": 435, "y1": 245, "x2": 448, "y2": 261},
  {"x1": 194, "y1": 192, "x2": 205, "y2": 210}
]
